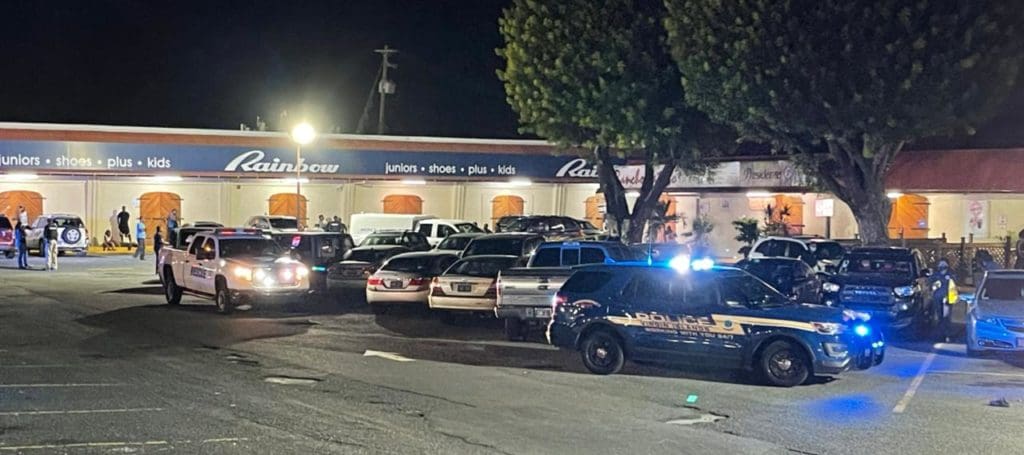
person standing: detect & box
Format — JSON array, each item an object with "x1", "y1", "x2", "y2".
[
  {"x1": 17, "y1": 206, "x2": 28, "y2": 226},
  {"x1": 117, "y1": 206, "x2": 131, "y2": 246},
  {"x1": 14, "y1": 220, "x2": 28, "y2": 269},
  {"x1": 166, "y1": 209, "x2": 178, "y2": 247},
  {"x1": 133, "y1": 216, "x2": 147, "y2": 260},
  {"x1": 930, "y1": 260, "x2": 957, "y2": 343},
  {"x1": 153, "y1": 226, "x2": 163, "y2": 274},
  {"x1": 316, "y1": 214, "x2": 326, "y2": 229},
  {"x1": 1015, "y1": 229, "x2": 1024, "y2": 269},
  {"x1": 44, "y1": 218, "x2": 58, "y2": 271}
]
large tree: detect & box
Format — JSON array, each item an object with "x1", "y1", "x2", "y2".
[
  {"x1": 497, "y1": 0, "x2": 733, "y2": 242},
  {"x1": 665, "y1": 0, "x2": 1024, "y2": 244}
]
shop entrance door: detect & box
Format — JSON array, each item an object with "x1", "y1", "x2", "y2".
[
  {"x1": 0, "y1": 190, "x2": 44, "y2": 223},
  {"x1": 139, "y1": 192, "x2": 182, "y2": 240},
  {"x1": 269, "y1": 193, "x2": 308, "y2": 227}
]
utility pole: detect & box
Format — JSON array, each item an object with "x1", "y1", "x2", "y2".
[{"x1": 374, "y1": 45, "x2": 398, "y2": 134}]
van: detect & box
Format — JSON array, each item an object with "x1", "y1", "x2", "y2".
[
  {"x1": 415, "y1": 219, "x2": 483, "y2": 245},
  {"x1": 349, "y1": 213, "x2": 436, "y2": 244}
]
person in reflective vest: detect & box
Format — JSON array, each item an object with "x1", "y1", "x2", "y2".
[{"x1": 930, "y1": 261, "x2": 958, "y2": 343}]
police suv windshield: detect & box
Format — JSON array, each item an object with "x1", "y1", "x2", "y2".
[
  {"x1": 219, "y1": 238, "x2": 284, "y2": 258},
  {"x1": 840, "y1": 256, "x2": 913, "y2": 279}
]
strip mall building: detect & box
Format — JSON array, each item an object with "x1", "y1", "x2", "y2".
[{"x1": 0, "y1": 123, "x2": 1020, "y2": 255}]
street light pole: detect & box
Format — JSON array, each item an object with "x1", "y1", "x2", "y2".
[{"x1": 290, "y1": 122, "x2": 316, "y2": 230}]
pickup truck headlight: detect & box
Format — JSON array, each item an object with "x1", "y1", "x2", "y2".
[
  {"x1": 894, "y1": 286, "x2": 916, "y2": 297},
  {"x1": 822, "y1": 282, "x2": 840, "y2": 293},
  {"x1": 233, "y1": 266, "x2": 253, "y2": 280}
]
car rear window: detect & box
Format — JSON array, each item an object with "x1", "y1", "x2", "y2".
[
  {"x1": 362, "y1": 234, "x2": 402, "y2": 246},
  {"x1": 464, "y1": 238, "x2": 524, "y2": 257},
  {"x1": 269, "y1": 218, "x2": 298, "y2": 229},
  {"x1": 0, "y1": 216, "x2": 11, "y2": 229},
  {"x1": 446, "y1": 257, "x2": 518, "y2": 278},
  {"x1": 561, "y1": 271, "x2": 612, "y2": 293},
  {"x1": 438, "y1": 236, "x2": 473, "y2": 251},
  {"x1": 383, "y1": 256, "x2": 433, "y2": 273},
  {"x1": 346, "y1": 249, "x2": 390, "y2": 263},
  {"x1": 54, "y1": 217, "x2": 84, "y2": 228}
]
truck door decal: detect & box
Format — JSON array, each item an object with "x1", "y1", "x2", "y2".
[{"x1": 190, "y1": 266, "x2": 206, "y2": 279}]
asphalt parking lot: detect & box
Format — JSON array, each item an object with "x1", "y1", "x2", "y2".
[{"x1": 1, "y1": 255, "x2": 1022, "y2": 454}]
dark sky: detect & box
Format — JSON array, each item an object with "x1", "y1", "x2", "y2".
[{"x1": 0, "y1": 0, "x2": 1020, "y2": 147}]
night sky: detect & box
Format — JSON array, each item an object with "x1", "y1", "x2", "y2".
[{"x1": 0, "y1": 0, "x2": 1020, "y2": 147}]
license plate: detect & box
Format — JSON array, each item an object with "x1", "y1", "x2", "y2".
[
  {"x1": 389, "y1": 280, "x2": 403, "y2": 289},
  {"x1": 529, "y1": 308, "x2": 552, "y2": 319},
  {"x1": 456, "y1": 283, "x2": 472, "y2": 292}
]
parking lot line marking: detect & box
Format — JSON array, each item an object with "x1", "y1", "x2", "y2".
[
  {"x1": 0, "y1": 383, "x2": 124, "y2": 388},
  {"x1": 0, "y1": 438, "x2": 247, "y2": 452},
  {"x1": 892, "y1": 344, "x2": 940, "y2": 414},
  {"x1": 929, "y1": 370, "x2": 1024, "y2": 378},
  {"x1": 363, "y1": 350, "x2": 414, "y2": 362},
  {"x1": 0, "y1": 364, "x2": 76, "y2": 369},
  {"x1": 0, "y1": 407, "x2": 164, "y2": 417}
]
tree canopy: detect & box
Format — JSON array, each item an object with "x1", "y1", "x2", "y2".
[{"x1": 665, "y1": 0, "x2": 1024, "y2": 243}]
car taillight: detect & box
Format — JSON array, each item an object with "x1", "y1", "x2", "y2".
[
  {"x1": 431, "y1": 278, "x2": 446, "y2": 296},
  {"x1": 552, "y1": 293, "x2": 567, "y2": 310},
  {"x1": 409, "y1": 277, "x2": 426, "y2": 287},
  {"x1": 367, "y1": 276, "x2": 383, "y2": 286}
]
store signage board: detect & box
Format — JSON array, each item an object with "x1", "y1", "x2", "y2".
[{"x1": 814, "y1": 198, "x2": 834, "y2": 218}]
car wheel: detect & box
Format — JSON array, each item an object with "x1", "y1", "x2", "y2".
[
  {"x1": 759, "y1": 340, "x2": 811, "y2": 387},
  {"x1": 579, "y1": 330, "x2": 625, "y2": 375},
  {"x1": 504, "y1": 318, "x2": 526, "y2": 341},
  {"x1": 215, "y1": 282, "x2": 234, "y2": 315},
  {"x1": 164, "y1": 271, "x2": 182, "y2": 305}
]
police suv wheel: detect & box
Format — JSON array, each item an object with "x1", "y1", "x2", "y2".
[
  {"x1": 759, "y1": 340, "x2": 810, "y2": 387},
  {"x1": 215, "y1": 284, "x2": 234, "y2": 314},
  {"x1": 580, "y1": 330, "x2": 625, "y2": 375}
]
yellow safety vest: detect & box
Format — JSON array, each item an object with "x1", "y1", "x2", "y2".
[{"x1": 947, "y1": 278, "x2": 958, "y2": 305}]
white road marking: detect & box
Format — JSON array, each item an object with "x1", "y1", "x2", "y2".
[
  {"x1": 0, "y1": 364, "x2": 76, "y2": 369},
  {"x1": 892, "y1": 343, "x2": 941, "y2": 414},
  {"x1": 363, "y1": 350, "x2": 415, "y2": 362},
  {"x1": 929, "y1": 370, "x2": 1024, "y2": 378},
  {"x1": 0, "y1": 407, "x2": 164, "y2": 417},
  {"x1": 318, "y1": 329, "x2": 559, "y2": 351},
  {"x1": 0, "y1": 383, "x2": 124, "y2": 388},
  {"x1": 0, "y1": 438, "x2": 248, "y2": 452}
]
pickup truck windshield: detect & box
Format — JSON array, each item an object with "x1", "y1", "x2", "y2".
[
  {"x1": 464, "y1": 238, "x2": 524, "y2": 257},
  {"x1": 269, "y1": 218, "x2": 298, "y2": 230},
  {"x1": 218, "y1": 238, "x2": 284, "y2": 258},
  {"x1": 840, "y1": 256, "x2": 913, "y2": 278},
  {"x1": 447, "y1": 257, "x2": 518, "y2": 278}
]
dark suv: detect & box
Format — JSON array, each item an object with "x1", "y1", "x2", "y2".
[
  {"x1": 501, "y1": 216, "x2": 584, "y2": 241},
  {"x1": 821, "y1": 247, "x2": 932, "y2": 330},
  {"x1": 359, "y1": 230, "x2": 431, "y2": 251}
]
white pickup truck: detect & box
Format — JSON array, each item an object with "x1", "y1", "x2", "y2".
[
  {"x1": 158, "y1": 228, "x2": 310, "y2": 313},
  {"x1": 495, "y1": 241, "x2": 639, "y2": 340}
]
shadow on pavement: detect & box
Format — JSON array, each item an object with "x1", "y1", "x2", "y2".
[{"x1": 102, "y1": 286, "x2": 165, "y2": 296}]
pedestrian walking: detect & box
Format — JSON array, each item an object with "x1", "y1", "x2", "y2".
[
  {"x1": 166, "y1": 209, "x2": 178, "y2": 247},
  {"x1": 44, "y1": 218, "x2": 58, "y2": 271},
  {"x1": 153, "y1": 226, "x2": 163, "y2": 274},
  {"x1": 1015, "y1": 229, "x2": 1024, "y2": 269},
  {"x1": 14, "y1": 220, "x2": 28, "y2": 269},
  {"x1": 133, "y1": 216, "x2": 147, "y2": 260},
  {"x1": 117, "y1": 206, "x2": 131, "y2": 246}
]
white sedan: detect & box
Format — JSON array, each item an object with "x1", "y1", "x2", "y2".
[{"x1": 428, "y1": 255, "x2": 520, "y2": 312}]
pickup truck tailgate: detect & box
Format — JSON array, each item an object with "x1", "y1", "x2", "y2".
[{"x1": 496, "y1": 268, "x2": 574, "y2": 308}]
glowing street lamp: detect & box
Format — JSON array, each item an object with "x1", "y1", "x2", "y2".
[{"x1": 290, "y1": 122, "x2": 316, "y2": 228}]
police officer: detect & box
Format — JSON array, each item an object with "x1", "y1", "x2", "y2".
[
  {"x1": 930, "y1": 260, "x2": 958, "y2": 343},
  {"x1": 44, "y1": 218, "x2": 58, "y2": 271}
]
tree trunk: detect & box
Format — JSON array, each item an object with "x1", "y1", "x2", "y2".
[
  {"x1": 625, "y1": 160, "x2": 676, "y2": 243},
  {"x1": 595, "y1": 146, "x2": 629, "y2": 239},
  {"x1": 849, "y1": 191, "x2": 891, "y2": 245},
  {"x1": 811, "y1": 141, "x2": 897, "y2": 246}
]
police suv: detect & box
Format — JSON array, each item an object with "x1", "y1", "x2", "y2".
[
  {"x1": 159, "y1": 228, "x2": 310, "y2": 313},
  {"x1": 547, "y1": 258, "x2": 884, "y2": 386}
]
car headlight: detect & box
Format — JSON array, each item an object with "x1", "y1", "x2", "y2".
[
  {"x1": 813, "y1": 322, "x2": 841, "y2": 335},
  {"x1": 296, "y1": 266, "x2": 309, "y2": 278},
  {"x1": 822, "y1": 282, "x2": 840, "y2": 293},
  {"x1": 894, "y1": 286, "x2": 916, "y2": 297},
  {"x1": 233, "y1": 266, "x2": 252, "y2": 280}
]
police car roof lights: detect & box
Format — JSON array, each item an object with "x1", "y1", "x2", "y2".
[
  {"x1": 668, "y1": 255, "x2": 715, "y2": 273},
  {"x1": 854, "y1": 324, "x2": 870, "y2": 337}
]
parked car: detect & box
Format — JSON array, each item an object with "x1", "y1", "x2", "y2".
[
  {"x1": 821, "y1": 247, "x2": 932, "y2": 330},
  {"x1": 366, "y1": 251, "x2": 459, "y2": 310},
  {"x1": 495, "y1": 216, "x2": 526, "y2": 233},
  {"x1": 966, "y1": 270, "x2": 1024, "y2": 356},
  {"x1": 159, "y1": 228, "x2": 310, "y2": 313},
  {"x1": 246, "y1": 215, "x2": 299, "y2": 233},
  {"x1": 548, "y1": 264, "x2": 883, "y2": 384},
  {"x1": 461, "y1": 233, "x2": 544, "y2": 262},
  {"x1": 748, "y1": 236, "x2": 846, "y2": 270},
  {"x1": 434, "y1": 232, "x2": 485, "y2": 255},
  {"x1": 415, "y1": 219, "x2": 483, "y2": 246},
  {"x1": 272, "y1": 232, "x2": 356, "y2": 292},
  {"x1": 429, "y1": 255, "x2": 520, "y2": 314},
  {"x1": 26, "y1": 214, "x2": 88, "y2": 256},
  {"x1": 495, "y1": 240, "x2": 640, "y2": 340},
  {"x1": 359, "y1": 230, "x2": 431, "y2": 251},
  {"x1": 576, "y1": 219, "x2": 607, "y2": 240},
  {"x1": 0, "y1": 215, "x2": 14, "y2": 258},
  {"x1": 326, "y1": 245, "x2": 411, "y2": 291},
  {"x1": 735, "y1": 257, "x2": 824, "y2": 304},
  {"x1": 501, "y1": 216, "x2": 584, "y2": 241},
  {"x1": 349, "y1": 213, "x2": 436, "y2": 245}
]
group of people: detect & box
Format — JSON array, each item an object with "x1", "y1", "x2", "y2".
[
  {"x1": 313, "y1": 214, "x2": 348, "y2": 233},
  {"x1": 9, "y1": 205, "x2": 60, "y2": 271}
]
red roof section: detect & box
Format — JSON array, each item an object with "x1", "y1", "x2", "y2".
[{"x1": 887, "y1": 149, "x2": 1024, "y2": 192}]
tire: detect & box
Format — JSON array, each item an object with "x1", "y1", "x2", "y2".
[
  {"x1": 163, "y1": 270, "x2": 182, "y2": 305},
  {"x1": 579, "y1": 330, "x2": 626, "y2": 375},
  {"x1": 504, "y1": 318, "x2": 526, "y2": 341},
  {"x1": 61, "y1": 227, "x2": 82, "y2": 245},
  {"x1": 758, "y1": 340, "x2": 811, "y2": 387},
  {"x1": 215, "y1": 281, "x2": 234, "y2": 315}
]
